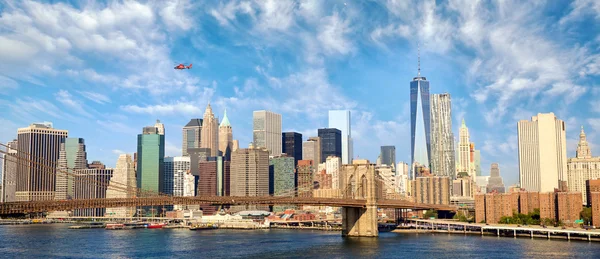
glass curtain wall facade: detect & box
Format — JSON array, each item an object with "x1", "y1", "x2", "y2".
[
  {"x1": 410, "y1": 75, "x2": 431, "y2": 178},
  {"x1": 318, "y1": 128, "x2": 342, "y2": 163},
  {"x1": 328, "y1": 110, "x2": 353, "y2": 164},
  {"x1": 137, "y1": 127, "x2": 165, "y2": 195}
]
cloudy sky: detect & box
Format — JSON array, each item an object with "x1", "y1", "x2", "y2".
[{"x1": 1, "y1": 0, "x2": 599, "y2": 186}]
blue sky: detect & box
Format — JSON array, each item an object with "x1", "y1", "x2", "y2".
[{"x1": 1, "y1": 0, "x2": 599, "y2": 187}]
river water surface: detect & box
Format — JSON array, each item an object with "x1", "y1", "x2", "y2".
[{"x1": 1, "y1": 225, "x2": 599, "y2": 258}]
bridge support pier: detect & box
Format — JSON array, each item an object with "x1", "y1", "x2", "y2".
[
  {"x1": 341, "y1": 205, "x2": 378, "y2": 237},
  {"x1": 340, "y1": 162, "x2": 378, "y2": 237}
]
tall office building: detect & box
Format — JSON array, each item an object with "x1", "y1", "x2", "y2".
[
  {"x1": 457, "y1": 119, "x2": 473, "y2": 176},
  {"x1": 154, "y1": 120, "x2": 165, "y2": 135},
  {"x1": 182, "y1": 118, "x2": 202, "y2": 156},
  {"x1": 297, "y1": 160, "x2": 315, "y2": 197},
  {"x1": 230, "y1": 146, "x2": 269, "y2": 198},
  {"x1": 163, "y1": 156, "x2": 191, "y2": 196},
  {"x1": 328, "y1": 110, "x2": 353, "y2": 164},
  {"x1": 430, "y1": 93, "x2": 455, "y2": 178},
  {"x1": 73, "y1": 168, "x2": 113, "y2": 217},
  {"x1": 269, "y1": 156, "x2": 295, "y2": 199},
  {"x1": 410, "y1": 52, "x2": 431, "y2": 176},
  {"x1": 201, "y1": 103, "x2": 219, "y2": 157},
  {"x1": 326, "y1": 156, "x2": 342, "y2": 189},
  {"x1": 282, "y1": 132, "x2": 303, "y2": 166},
  {"x1": 380, "y1": 146, "x2": 396, "y2": 168},
  {"x1": 218, "y1": 110, "x2": 234, "y2": 160},
  {"x1": 411, "y1": 176, "x2": 450, "y2": 205},
  {"x1": 487, "y1": 163, "x2": 505, "y2": 193},
  {"x1": 55, "y1": 138, "x2": 88, "y2": 200},
  {"x1": 253, "y1": 110, "x2": 282, "y2": 156},
  {"x1": 137, "y1": 125, "x2": 165, "y2": 195},
  {"x1": 1, "y1": 140, "x2": 17, "y2": 202},
  {"x1": 318, "y1": 128, "x2": 342, "y2": 163},
  {"x1": 302, "y1": 137, "x2": 321, "y2": 165},
  {"x1": 105, "y1": 154, "x2": 136, "y2": 218},
  {"x1": 518, "y1": 112, "x2": 567, "y2": 192},
  {"x1": 474, "y1": 149, "x2": 481, "y2": 176},
  {"x1": 15, "y1": 122, "x2": 68, "y2": 201},
  {"x1": 567, "y1": 126, "x2": 600, "y2": 204}
]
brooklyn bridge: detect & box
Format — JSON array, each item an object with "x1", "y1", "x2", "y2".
[{"x1": 0, "y1": 142, "x2": 456, "y2": 237}]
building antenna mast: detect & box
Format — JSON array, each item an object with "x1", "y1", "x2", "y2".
[{"x1": 418, "y1": 43, "x2": 421, "y2": 77}]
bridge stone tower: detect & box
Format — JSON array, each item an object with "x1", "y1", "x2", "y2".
[{"x1": 341, "y1": 159, "x2": 378, "y2": 237}]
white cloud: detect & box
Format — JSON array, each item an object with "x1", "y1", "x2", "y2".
[
  {"x1": 54, "y1": 90, "x2": 93, "y2": 117},
  {"x1": 121, "y1": 102, "x2": 204, "y2": 116},
  {"x1": 96, "y1": 120, "x2": 137, "y2": 135},
  {"x1": 158, "y1": 0, "x2": 195, "y2": 31},
  {"x1": 112, "y1": 149, "x2": 126, "y2": 155},
  {"x1": 76, "y1": 91, "x2": 111, "y2": 104},
  {"x1": 317, "y1": 12, "x2": 353, "y2": 56},
  {"x1": 0, "y1": 75, "x2": 19, "y2": 92},
  {"x1": 559, "y1": 0, "x2": 600, "y2": 25}
]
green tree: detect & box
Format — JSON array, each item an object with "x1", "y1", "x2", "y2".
[
  {"x1": 423, "y1": 210, "x2": 437, "y2": 219},
  {"x1": 581, "y1": 207, "x2": 592, "y2": 225}
]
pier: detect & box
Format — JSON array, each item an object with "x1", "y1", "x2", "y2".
[{"x1": 404, "y1": 219, "x2": 600, "y2": 242}]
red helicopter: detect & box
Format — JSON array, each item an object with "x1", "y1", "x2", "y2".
[{"x1": 174, "y1": 63, "x2": 192, "y2": 70}]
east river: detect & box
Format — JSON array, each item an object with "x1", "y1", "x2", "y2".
[{"x1": 1, "y1": 225, "x2": 599, "y2": 258}]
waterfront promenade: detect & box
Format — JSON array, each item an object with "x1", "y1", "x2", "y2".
[{"x1": 403, "y1": 219, "x2": 600, "y2": 242}]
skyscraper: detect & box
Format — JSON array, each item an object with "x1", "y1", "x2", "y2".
[
  {"x1": 253, "y1": 110, "x2": 282, "y2": 156},
  {"x1": 137, "y1": 125, "x2": 165, "y2": 195},
  {"x1": 328, "y1": 110, "x2": 353, "y2": 164},
  {"x1": 318, "y1": 128, "x2": 342, "y2": 163},
  {"x1": 163, "y1": 156, "x2": 191, "y2": 196},
  {"x1": 201, "y1": 103, "x2": 219, "y2": 157},
  {"x1": 567, "y1": 126, "x2": 600, "y2": 204},
  {"x1": 230, "y1": 146, "x2": 269, "y2": 211},
  {"x1": 518, "y1": 112, "x2": 567, "y2": 192},
  {"x1": 16, "y1": 122, "x2": 68, "y2": 201},
  {"x1": 302, "y1": 137, "x2": 321, "y2": 166},
  {"x1": 269, "y1": 156, "x2": 295, "y2": 199},
  {"x1": 154, "y1": 120, "x2": 165, "y2": 135},
  {"x1": 1, "y1": 140, "x2": 17, "y2": 202},
  {"x1": 380, "y1": 146, "x2": 396, "y2": 168},
  {"x1": 182, "y1": 118, "x2": 202, "y2": 156},
  {"x1": 486, "y1": 163, "x2": 505, "y2": 193},
  {"x1": 73, "y1": 168, "x2": 113, "y2": 217},
  {"x1": 430, "y1": 93, "x2": 455, "y2": 178},
  {"x1": 410, "y1": 50, "x2": 431, "y2": 176},
  {"x1": 457, "y1": 119, "x2": 472, "y2": 176},
  {"x1": 105, "y1": 154, "x2": 136, "y2": 218},
  {"x1": 218, "y1": 109, "x2": 234, "y2": 160},
  {"x1": 326, "y1": 156, "x2": 342, "y2": 189},
  {"x1": 55, "y1": 138, "x2": 88, "y2": 201},
  {"x1": 282, "y1": 132, "x2": 303, "y2": 166}
]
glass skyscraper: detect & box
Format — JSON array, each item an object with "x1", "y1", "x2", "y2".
[
  {"x1": 318, "y1": 128, "x2": 342, "y2": 163},
  {"x1": 410, "y1": 65, "x2": 431, "y2": 178},
  {"x1": 137, "y1": 126, "x2": 165, "y2": 195},
  {"x1": 380, "y1": 146, "x2": 396, "y2": 168},
  {"x1": 328, "y1": 110, "x2": 353, "y2": 164}
]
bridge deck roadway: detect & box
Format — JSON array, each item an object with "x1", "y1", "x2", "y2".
[{"x1": 0, "y1": 196, "x2": 456, "y2": 215}]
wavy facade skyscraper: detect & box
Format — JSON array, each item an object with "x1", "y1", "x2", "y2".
[{"x1": 410, "y1": 51, "x2": 431, "y2": 178}]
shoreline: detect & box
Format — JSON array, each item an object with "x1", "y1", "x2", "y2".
[{"x1": 392, "y1": 228, "x2": 600, "y2": 242}]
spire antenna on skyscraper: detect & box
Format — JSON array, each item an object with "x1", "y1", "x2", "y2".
[{"x1": 417, "y1": 43, "x2": 421, "y2": 77}]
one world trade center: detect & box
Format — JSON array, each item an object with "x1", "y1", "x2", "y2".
[{"x1": 410, "y1": 51, "x2": 431, "y2": 179}]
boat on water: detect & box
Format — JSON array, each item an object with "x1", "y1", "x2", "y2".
[
  {"x1": 106, "y1": 223, "x2": 125, "y2": 230},
  {"x1": 189, "y1": 223, "x2": 218, "y2": 230},
  {"x1": 146, "y1": 223, "x2": 166, "y2": 229},
  {"x1": 69, "y1": 222, "x2": 105, "y2": 229}
]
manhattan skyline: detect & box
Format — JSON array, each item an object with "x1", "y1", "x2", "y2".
[{"x1": 1, "y1": 0, "x2": 600, "y2": 188}]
